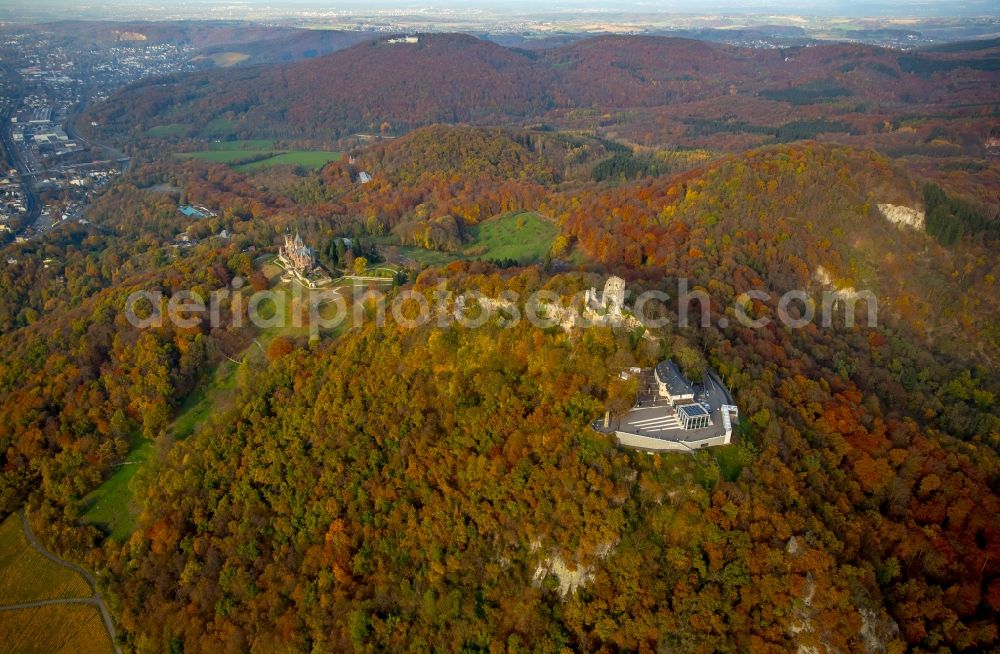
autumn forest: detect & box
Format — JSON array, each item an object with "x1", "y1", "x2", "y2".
[{"x1": 0, "y1": 22, "x2": 998, "y2": 654}]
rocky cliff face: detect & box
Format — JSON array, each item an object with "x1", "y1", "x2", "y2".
[
  {"x1": 985, "y1": 128, "x2": 1000, "y2": 151},
  {"x1": 114, "y1": 30, "x2": 148, "y2": 41},
  {"x1": 877, "y1": 203, "x2": 925, "y2": 230}
]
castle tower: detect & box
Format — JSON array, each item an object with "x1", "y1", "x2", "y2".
[
  {"x1": 603, "y1": 276, "x2": 625, "y2": 314},
  {"x1": 279, "y1": 229, "x2": 315, "y2": 273}
]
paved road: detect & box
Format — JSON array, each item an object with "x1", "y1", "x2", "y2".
[{"x1": 0, "y1": 511, "x2": 122, "y2": 654}]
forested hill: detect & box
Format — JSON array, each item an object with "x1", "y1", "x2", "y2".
[
  {"x1": 84, "y1": 32, "x2": 1000, "y2": 143},
  {"x1": 2, "y1": 119, "x2": 998, "y2": 650},
  {"x1": 362, "y1": 125, "x2": 556, "y2": 184},
  {"x1": 356, "y1": 125, "x2": 625, "y2": 185},
  {"x1": 87, "y1": 34, "x2": 553, "y2": 140}
]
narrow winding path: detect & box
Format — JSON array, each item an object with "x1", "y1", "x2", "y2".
[
  {"x1": 0, "y1": 596, "x2": 105, "y2": 610},
  {"x1": 0, "y1": 511, "x2": 121, "y2": 654}
]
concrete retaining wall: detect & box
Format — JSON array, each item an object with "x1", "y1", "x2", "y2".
[{"x1": 614, "y1": 431, "x2": 730, "y2": 452}]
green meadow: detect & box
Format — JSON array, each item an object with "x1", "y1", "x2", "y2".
[
  {"x1": 78, "y1": 439, "x2": 153, "y2": 542},
  {"x1": 80, "y1": 359, "x2": 240, "y2": 541},
  {"x1": 395, "y1": 212, "x2": 560, "y2": 267},
  {"x1": 235, "y1": 150, "x2": 341, "y2": 171},
  {"x1": 179, "y1": 144, "x2": 340, "y2": 171}
]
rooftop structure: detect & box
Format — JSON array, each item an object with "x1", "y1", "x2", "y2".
[
  {"x1": 678, "y1": 403, "x2": 712, "y2": 430},
  {"x1": 27, "y1": 107, "x2": 52, "y2": 123},
  {"x1": 33, "y1": 129, "x2": 68, "y2": 143},
  {"x1": 178, "y1": 205, "x2": 216, "y2": 219},
  {"x1": 179, "y1": 205, "x2": 207, "y2": 218},
  {"x1": 274, "y1": 229, "x2": 333, "y2": 289}
]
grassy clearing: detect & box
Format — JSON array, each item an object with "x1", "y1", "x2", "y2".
[
  {"x1": 256, "y1": 282, "x2": 352, "y2": 343},
  {"x1": 148, "y1": 117, "x2": 239, "y2": 139},
  {"x1": 713, "y1": 445, "x2": 748, "y2": 482},
  {"x1": 78, "y1": 281, "x2": 346, "y2": 542},
  {"x1": 79, "y1": 439, "x2": 153, "y2": 542},
  {"x1": 629, "y1": 447, "x2": 702, "y2": 489},
  {"x1": 201, "y1": 117, "x2": 238, "y2": 137},
  {"x1": 179, "y1": 149, "x2": 274, "y2": 164},
  {"x1": 79, "y1": 267, "x2": 353, "y2": 543},
  {"x1": 0, "y1": 604, "x2": 112, "y2": 654},
  {"x1": 208, "y1": 139, "x2": 275, "y2": 151},
  {"x1": 396, "y1": 246, "x2": 460, "y2": 267},
  {"x1": 170, "y1": 361, "x2": 240, "y2": 441},
  {"x1": 395, "y1": 212, "x2": 560, "y2": 267},
  {"x1": 179, "y1": 147, "x2": 340, "y2": 171},
  {"x1": 146, "y1": 123, "x2": 186, "y2": 138},
  {"x1": 465, "y1": 212, "x2": 558, "y2": 262},
  {"x1": 0, "y1": 514, "x2": 91, "y2": 604},
  {"x1": 235, "y1": 150, "x2": 342, "y2": 171},
  {"x1": 81, "y1": 358, "x2": 241, "y2": 541}
]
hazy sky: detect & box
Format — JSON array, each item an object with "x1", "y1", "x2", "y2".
[{"x1": 0, "y1": 0, "x2": 995, "y2": 21}]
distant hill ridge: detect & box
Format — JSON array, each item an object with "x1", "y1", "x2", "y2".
[{"x1": 85, "y1": 32, "x2": 1000, "y2": 141}]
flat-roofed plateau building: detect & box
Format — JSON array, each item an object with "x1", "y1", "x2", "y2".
[{"x1": 595, "y1": 360, "x2": 740, "y2": 452}]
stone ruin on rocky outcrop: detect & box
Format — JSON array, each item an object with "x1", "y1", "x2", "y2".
[
  {"x1": 585, "y1": 275, "x2": 626, "y2": 316},
  {"x1": 454, "y1": 275, "x2": 648, "y2": 335}
]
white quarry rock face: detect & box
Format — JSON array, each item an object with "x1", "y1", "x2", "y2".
[
  {"x1": 814, "y1": 266, "x2": 860, "y2": 300},
  {"x1": 530, "y1": 540, "x2": 615, "y2": 598},
  {"x1": 877, "y1": 203, "x2": 925, "y2": 230},
  {"x1": 814, "y1": 266, "x2": 833, "y2": 286},
  {"x1": 533, "y1": 554, "x2": 595, "y2": 597}
]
